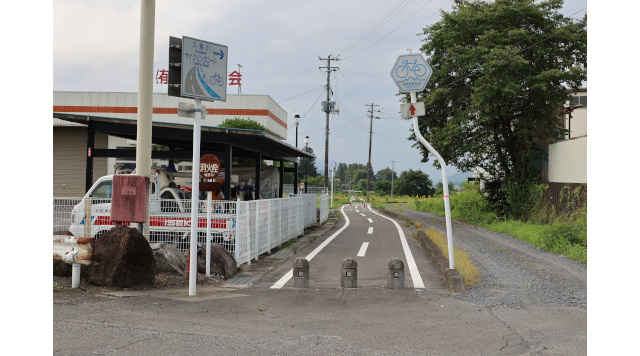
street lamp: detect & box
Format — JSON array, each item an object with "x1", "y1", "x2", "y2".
[
  {"x1": 303, "y1": 136, "x2": 310, "y2": 193},
  {"x1": 295, "y1": 114, "x2": 300, "y2": 148}
]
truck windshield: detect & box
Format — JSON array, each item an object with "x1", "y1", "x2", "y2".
[{"x1": 91, "y1": 182, "x2": 112, "y2": 198}]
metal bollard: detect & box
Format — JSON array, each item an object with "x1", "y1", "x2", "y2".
[
  {"x1": 341, "y1": 257, "x2": 358, "y2": 288},
  {"x1": 388, "y1": 258, "x2": 405, "y2": 289},
  {"x1": 293, "y1": 257, "x2": 309, "y2": 288}
]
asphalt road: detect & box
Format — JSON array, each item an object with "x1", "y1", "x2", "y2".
[{"x1": 53, "y1": 205, "x2": 587, "y2": 355}]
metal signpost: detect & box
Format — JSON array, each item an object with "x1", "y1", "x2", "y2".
[
  {"x1": 200, "y1": 154, "x2": 221, "y2": 278},
  {"x1": 390, "y1": 50, "x2": 456, "y2": 270},
  {"x1": 172, "y1": 35, "x2": 228, "y2": 296}
]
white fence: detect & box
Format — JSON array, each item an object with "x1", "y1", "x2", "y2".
[
  {"x1": 52, "y1": 195, "x2": 308, "y2": 266},
  {"x1": 319, "y1": 194, "x2": 329, "y2": 224},
  {"x1": 283, "y1": 184, "x2": 328, "y2": 195}
]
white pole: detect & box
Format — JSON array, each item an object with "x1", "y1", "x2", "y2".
[
  {"x1": 331, "y1": 169, "x2": 334, "y2": 207},
  {"x1": 136, "y1": 0, "x2": 155, "y2": 239},
  {"x1": 407, "y1": 49, "x2": 455, "y2": 269},
  {"x1": 189, "y1": 98, "x2": 202, "y2": 296},
  {"x1": 409, "y1": 91, "x2": 455, "y2": 270},
  {"x1": 71, "y1": 263, "x2": 81, "y2": 288},
  {"x1": 206, "y1": 189, "x2": 212, "y2": 277}
]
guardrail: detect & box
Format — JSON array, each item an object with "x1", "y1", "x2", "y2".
[{"x1": 53, "y1": 235, "x2": 95, "y2": 288}]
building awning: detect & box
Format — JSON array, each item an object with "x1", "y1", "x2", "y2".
[{"x1": 53, "y1": 112, "x2": 314, "y2": 163}]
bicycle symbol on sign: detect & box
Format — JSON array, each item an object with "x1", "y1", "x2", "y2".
[
  {"x1": 395, "y1": 59, "x2": 428, "y2": 78},
  {"x1": 209, "y1": 73, "x2": 224, "y2": 86}
]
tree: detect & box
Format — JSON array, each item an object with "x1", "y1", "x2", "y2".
[
  {"x1": 336, "y1": 163, "x2": 348, "y2": 182},
  {"x1": 218, "y1": 117, "x2": 266, "y2": 131},
  {"x1": 435, "y1": 181, "x2": 455, "y2": 196},
  {"x1": 298, "y1": 146, "x2": 319, "y2": 181},
  {"x1": 412, "y1": 0, "x2": 586, "y2": 217},
  {"x1": 374, "y1": 180, "x2": 392, "y2": 195},
  {"x1": 396, "y1": 169, "x2": 435, "y2": 197},
  {"x1": 376, "y1": 167, "x2": 398, "y2": 182}
]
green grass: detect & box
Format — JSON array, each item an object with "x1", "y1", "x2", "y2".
[{"x1": 401, "y1": 184, "x2": 587, "y2": 264}]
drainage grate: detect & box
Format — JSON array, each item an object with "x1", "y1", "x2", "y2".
[
  {"x1": 226, "y1": 276, "x2": 260, "y2": 285},
  {"x1": 271, "y1": 253, "x2": 293, "y2": 258}
]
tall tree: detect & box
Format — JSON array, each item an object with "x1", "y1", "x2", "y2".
[
  {"x1": 396, "y1": 169, "x2": 435, "y2": 197},
  {"x1": 298, "y1": 146, "x2": 319, "y2": 180},
  {"x1": 412, "y1": 0, "x2": 586, "y2": 217},
  {"x1": 376, "y1": 167, "x2": 398, "y2": 182},
  {"x1": 336, "y1": 163, "x2": 348, "y2": 182}
]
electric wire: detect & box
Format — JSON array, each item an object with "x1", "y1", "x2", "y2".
[{"x1": 336, "y1": 0, "x2": 413, "y2": 57}]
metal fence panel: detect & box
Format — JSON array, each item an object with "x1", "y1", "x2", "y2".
[
  {"x1": 54, "y1": 196, "x2": 306, "y2": 267},
  {"x1": 319, "y1": 194, "x2": 329, "y2": 224}
]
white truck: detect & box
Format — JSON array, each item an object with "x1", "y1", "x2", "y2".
[{"x1": 68, "y1": 169, "x2": 235, "y2": 250}]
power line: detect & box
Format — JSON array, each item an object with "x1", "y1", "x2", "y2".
[{"x1": 337, "y1": 0, "x2": 413, "y2": 57}]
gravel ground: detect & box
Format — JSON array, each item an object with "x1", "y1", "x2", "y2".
[{"x1": 395, "y1": 206, "x2": 587, "y2": 310}]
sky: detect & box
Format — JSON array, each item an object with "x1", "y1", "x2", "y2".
[{"x1": 52, "y1": 0, "x2": 587, "y2": 183}]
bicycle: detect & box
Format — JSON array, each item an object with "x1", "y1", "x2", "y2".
[{"x1": 395, "y1": 59, "x2": 427, "y2": 78}]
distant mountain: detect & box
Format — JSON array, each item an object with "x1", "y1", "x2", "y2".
[{"x1": 432, "y1": 171, "x2": 473, "y2": 186}]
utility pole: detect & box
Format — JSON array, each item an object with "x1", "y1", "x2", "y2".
[
  {"x1": 366, "y1": 103, "x2": 380, "y2": 202},
  {"x1": 319, "y1": 55, "x2": 340, "y2": 189},
  {"x1": 391, "y1": 160, "x2": 395, "y2": 199}
]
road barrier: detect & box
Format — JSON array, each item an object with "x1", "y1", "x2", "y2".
[
  {"x1": 53, "y1": 235, "x2": 95, "y2": 288},
  {"x1": 341, "y1": 257, "x2": 358, "y2": 288},
  {"x1": 293, "y1": 257, "x2": 309, "y2": 288},
  {"x1": 388, "y1": 258, "x2": 405, "y2": 289}
]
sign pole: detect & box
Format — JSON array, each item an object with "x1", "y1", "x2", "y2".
[
  {"x1": 403, "y1": 49, "x2": 455, "y2": 270},
  {"x1": 206, "y1": 185, "x2": 212, "y2": 277},
  {"x1": 189, "y1": 98, "x2": 202, "y2": 296}
]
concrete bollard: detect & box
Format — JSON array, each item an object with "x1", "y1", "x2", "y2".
[
  {"x1": 293, "y1": 257, "x2": 310, "y2": 288},
  {"x1": 341, "y1": 257, "x2": 358, "y2": 288},
  {"x1": 388, "y1": 258, "x2": 405, "y2": 289}
]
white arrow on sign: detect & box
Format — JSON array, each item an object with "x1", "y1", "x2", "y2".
[{"x1": 400, "y1": 102, "x2": 425, "y2": 118}]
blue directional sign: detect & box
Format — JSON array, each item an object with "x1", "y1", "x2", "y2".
[
  {"x1": 181, "y1": 36, "x2": 228, "y2": 102},
  {"x1": 390, "y1": 53, "x2": 432, "y2": 92}
]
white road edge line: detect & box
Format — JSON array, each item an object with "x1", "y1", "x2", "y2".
[
  {"x1": 357, "y1": 242, "x2": 369, "y2": 257},
  {"x1": 367, "y1": 218, "x2": 373, "y2": 223},
  {"x1": 367, "y1": 227, "x2": 373, "y2": 234},
  {"x1": 270, "y1": 205, "x2": 351, "y2": 289},
  {"x1": 367, "y1": 206, "x2": 425, "y2": 289}
]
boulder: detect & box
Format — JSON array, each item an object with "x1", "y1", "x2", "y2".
[
  {"x1": 82, "y1": 225, "x2": 155, "y2": 287},
  {"x1": 150, "y1": 243, "x2": 187, "y2": 275},
  {"x1": 53, "y1": 231, "x2": 74, "y2": 277},
  {"x1": 186, "y1": 243, "x2": 237, "y2": 279}
]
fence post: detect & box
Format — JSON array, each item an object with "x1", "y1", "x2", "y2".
[
  {"x1": 234, "y1": 201, "x2": 240, "y2": 265},
  {"x1": 267, "y1": 199, "x2": 272, "y2": 254},
  {"x1": 254, "y1": 202, "x2": 259, "y2": 262},
  {"x1": 83, "y1": 199, "x2": 92, "y2": 238}
]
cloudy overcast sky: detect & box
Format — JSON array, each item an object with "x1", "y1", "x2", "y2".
[{"x1": 53, "y1": 0, "x2": 587, "y2": 182}]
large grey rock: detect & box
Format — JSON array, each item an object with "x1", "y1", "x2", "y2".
[
  {"x1": 188, "y1": 243, "x2": 237, "y2": 279},
  {"x1": 82, "y1": 225, "x2": 155, "y2": 287},
  {"x1": 150, "y1": 243, "x2": 187, "y2": 275}
]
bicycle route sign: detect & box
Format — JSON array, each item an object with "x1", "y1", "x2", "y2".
[
  {"x1": 390, "y1": 53, "x2": 432, "y2": 92},
  {"x1": 181, "y1": 36, "x2": 228, "y2": 102}
]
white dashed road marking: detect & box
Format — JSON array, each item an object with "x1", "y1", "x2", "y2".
[{"x1": 357, "y1": 242, "x2": 369, "y2": 257}]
